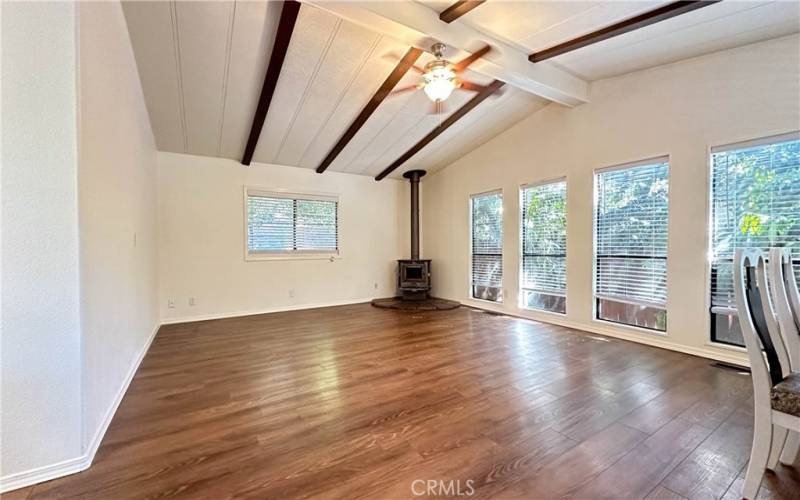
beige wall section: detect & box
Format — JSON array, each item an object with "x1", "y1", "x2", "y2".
[
  {"x1": 1, "y1": 1, "x2": 83, "y2": 481},
  {"x1": 78, "y1": 0, "x2": 159, "y2": 456},
  {"x1": 157, "y1": 152, "x2": 409, "y2": 322},
  {"x1": 423, "y1": 34, "x2": 800, "y2": 365}
]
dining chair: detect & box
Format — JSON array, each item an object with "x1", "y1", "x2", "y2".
[
  {"x1": 768, "y1": 247, "x2": 800, "y2": 467},
  {"x1": 734, "y1": 249, "x2": 800, "y2": 499}
]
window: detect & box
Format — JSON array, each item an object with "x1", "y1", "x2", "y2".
[
  {"x1": 245, "y1": 189, "x2": 338, "y2": 257},
  {"x1": 710, "y1": 133, "x2": 800, "y2": 346},
  {"x1": 594, "y1": 159, "x2": 669, "y2": 331},
  {"x1": 520, "y1": 179, "x2": 567, "y2": 313},
  {"x1": 471, "y1": 190, "x2": 503, "y2": 302}
]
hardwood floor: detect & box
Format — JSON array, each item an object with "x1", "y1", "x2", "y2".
[{"x1": 15, "y1": 304, "x2": 800, "y2": 499}]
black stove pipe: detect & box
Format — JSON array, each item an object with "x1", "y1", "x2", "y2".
[{"x1": 403, "y1": 169, "x2": 426, "y2": 260}]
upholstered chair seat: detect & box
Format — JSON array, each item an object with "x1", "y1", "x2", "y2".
[{"x1": 772, "y1": 373, "x2": 800, "y2": 417}]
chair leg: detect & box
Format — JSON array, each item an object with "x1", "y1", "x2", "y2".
[
  {"x1": 780, "y1": 430, "x2": 800, "y2": 466},
  {"x1": 767, "y1": 425, "x2": 787, "y2": 470},
  {"x1": 743, "y1": 412, "x2": 772, "y2": 500}
]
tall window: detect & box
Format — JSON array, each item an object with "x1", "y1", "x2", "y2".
[
  {"x1": 521, "y1": 179, "x2": 567, "y2": 313},
  {"x1": 471, "y1": 190, "x2": 503, "y2": 302},
  {"x1": 710, "y1": 133, "x2": 800, "y2": 346},
  {"x1": 594, "y1": 159, "x2": 669, "y2": 331},
  {"x1": 246, "y1": 189, "x2": 338, "y2": 257}
]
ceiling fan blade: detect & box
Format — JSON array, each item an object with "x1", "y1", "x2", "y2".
[
  {"x1": 458, "y1": 80, "x2": 489, "y2": 93},
  {"x1": 452, "y1": 44, "x2": 491, "y2": 73},
  {"x1": 387, "y1": 85, "x2": 420, "y2": 98},
  {"x1": 381, "y1": 53, "x2": 425, "y2": 74}
]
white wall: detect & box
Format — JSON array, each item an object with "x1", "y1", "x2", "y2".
[
  {"x1": 423, "y1": 34, "x2": 800, "y2": 365},
  {"x1": 1, "y1": 0, "x2": 83, "y2": 479},
  {"x1": 157, "y1": 153, "x2": 409, "y2": 322},
  {"x1": 77, "y1": 0, "x2": 159, "y2": 458},
  {"x1": 0, "y1": 1, "x2": 159, "y2": 490}
]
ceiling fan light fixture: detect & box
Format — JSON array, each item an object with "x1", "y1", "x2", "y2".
[{"x1": 423, "y1": 65, "x2": 456, "y2": 102}]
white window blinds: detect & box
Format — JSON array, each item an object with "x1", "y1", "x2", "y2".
[
  {"x1": 710, "y1": 133, "x2": 800, "y2": 345},
  {"x1": 246, "y1": 190, "x2": 338, "y2": 255},
  {"x1": 471, "y1": 191, "x2": 503, "y2": 302},
  {"x1": 521, "y1": 180, "x2": 567, "y2": 313},
  {"x1": 594, "y1": 159, "x2": 669, "y2": 328}
]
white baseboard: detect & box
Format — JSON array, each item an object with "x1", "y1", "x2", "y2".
[
  {"x1": 462, "y1": 298, "x2": 749, "y2": 367},
  {"x1": 0, "y1": 455, "x2": 90, "y2": 494},
  {"x1": 83, "y1": 322, "x2": 161, "y2": 464},
  {"x1": 160, "y1": 297, "x2": 374, "y2": 325},
  {"x1": 0, "y1": 322, "x2": 161, "y2": 494}
]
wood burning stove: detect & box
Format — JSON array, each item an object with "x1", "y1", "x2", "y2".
[
  {"x1": 397, "y1": 170, "x2": 431, "y2": 301},
  {"x1": 371, "y1": 170, "x2": 459, "y2": 311},
  {"x1": 398, "y1": 259, "x2": 431, "y2": 300}
]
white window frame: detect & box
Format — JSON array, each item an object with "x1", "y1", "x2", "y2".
[
  {"x1": 592, "y1": 155, "x2": 671, "y2": 335},
  {"x1": 243, "y1": 187, "x2": 341, "y2": 261},
  {"x1": 469, "y1": 188, "x2": 504, "y2": 303},
  {"x1": 705, "y1": 130, "x2": 800, "y2": 349},
  {"x1": 518, "y1": 177, "x2": 567, "y2": 315}
]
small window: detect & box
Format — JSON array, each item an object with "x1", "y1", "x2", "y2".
[
  {"x1": 520, "y1": 179, "x2": 567, "y2": 314},
  {"x1": 245, "y1": 189, "x2": 338, "y2": 258},
  {"x1": 471, "y1": 190, "x2": 503, "y2": 302},
  {"x1": 594, "y1": 158, "x2": 669, "y2": 332},
  {"x1": 709, "y1": 133, "x2": 800, "y2": 346}
]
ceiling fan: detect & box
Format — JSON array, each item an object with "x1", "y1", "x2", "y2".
[{"x1": 388, "y1": 42, "x2": 495, "y2": 114}]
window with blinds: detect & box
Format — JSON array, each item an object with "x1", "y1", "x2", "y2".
[
  {"x1": 521, "y1": 180, "x2": 567, "y2": 313},
  {"x1": 246, "y1": 189, "x2": 338, "y2": 257},
  {"x1": 471, "y1": 191, "x2": 503, "y2": 302},
  {"x1": 710, "y1": 133, "x2": 800, "y2": 346},
  {"x1": 594, "y1": 159, "x2": 669, "y2": 331}
]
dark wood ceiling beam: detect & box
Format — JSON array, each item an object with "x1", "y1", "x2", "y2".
[
  {"x1": 375, "y1": 80, "x2": 505, "y2": 181},
  {"x1": 439, "y1": 0, "x2": 486, "y2": 24},
  {"x1": 316, "y1": 47, "x2": 424, "y2": 174},
  {"x1": 241, "y1": 0, "x2": 301, "y2": 166},
  {"x1": 528, "y1": 1, "x2": 720, "y2": 63}
]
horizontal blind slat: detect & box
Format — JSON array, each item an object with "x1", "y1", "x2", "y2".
[
  {"x1": 521, "y1": 181, "x2": 567, "y2": 302},
  {"x1": 247, "y1": 195, "x2": 338, "y2": 253},
  {"x1": 710, "y1": 138, "x2": 800, "y2": 311},
  {"x1": 472, "y1": 192, "x2": 503, "y2": 295},
  {"x1": 595, "y1": 161, "x2": 669, "y2": 309}
]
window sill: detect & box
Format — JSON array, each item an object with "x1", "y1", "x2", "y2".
[
  {"x1": 469, "y1": 296, "x2": 504, "y2": 305},
  {"x1": 592, "y1": 318, "x2": 667, "y2": 337},
  {"x1": 519, "y1": 305, "x2": 566, "y2": 317},
  {"x1": 245, "y1": 253, "x2": 341, "y2": 262},
  {"x1": 705, "y1": 340, "x2": 747, "y2": 353}
]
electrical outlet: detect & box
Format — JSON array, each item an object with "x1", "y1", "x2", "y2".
[
  {"x1": 189, "y1": 297, "x2": 195, "y2": 306},
  {"x1": 168, "y1": 299, "x2": 175, "y2": 309},
  {"x1": 374, "y1": 282, "x2": 378, "y2": 290},
  {"x1": 133, "y1": 232, "x2": 137, "y2": 247},
  {"x1": 288, "y1": 289, "x2": 295, "y2": 298}
]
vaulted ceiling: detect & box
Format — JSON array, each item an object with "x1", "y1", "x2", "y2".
[
  {"x1": 122, "y1": 1, "x2": 799, "y2": 179},
  {"x1": 419, "y1": 0, "x2": 800, "y2": 80}
]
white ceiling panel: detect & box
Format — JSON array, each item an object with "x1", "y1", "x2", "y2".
[
  {"x1": 174, "y1": 1, "x2": 234, "y2": 157},
  {"x1": 272, "y1": 20, "x2": 381, "y2": 167},
  {"x1": 295, "y1": 36, "x2": 412, "y2": 169},
  {"x1": 395, "y1": 88, "x2": 548, "y2": 177},
  {"x1": 558, "y1": 1, "x2": 800, "y2": 80},
  {"x1": 217, "y1": 1, "x2": 281, "y2": 159},
  {"x1": 417, "y1": 0, "x2": 799, "y2": 82},
  {"x1": 250, "y1": 5, "x2": 341, "y2": 164},
  {"x1": 122, "y1": 1, "x2": 186, "y2": 152}
]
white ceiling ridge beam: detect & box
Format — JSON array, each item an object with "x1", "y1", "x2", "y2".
[{"x1": 300, "y1": 0, "x2": 589, "y2": 107}]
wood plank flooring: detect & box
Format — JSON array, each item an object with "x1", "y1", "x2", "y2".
[{"x1": 13, "y1": 304, "x2": 800, "y2": 499}]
